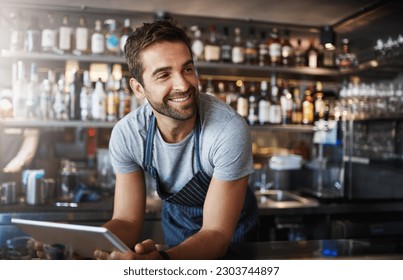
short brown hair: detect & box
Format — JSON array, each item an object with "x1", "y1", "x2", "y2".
[{"x1": 124, "y1": 20, "x2": 192, "y2": 86}]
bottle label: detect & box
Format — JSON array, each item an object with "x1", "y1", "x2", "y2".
[
  {"x1": 308, "y1": 51, "x2": 318, "y2": 68},
  {"x1": 91, "y1": 33, "x2": 105, "y2": 54},
  {"x1": 204, "y1": 45, "x2": 220, "y2": 61},
  {"x1": 41, "y1": 29, "x2": 56, "y2": 49},
  {"x1": 232, "y1": 47, "x2": 245, "y2": 64},
  {"x1": 59, "y1": 26, "x2": 73, "y2": 51},
  {"x1": 106, "y1": 34, "x2": 119, "y2": 52},
  {"x1": 237, "y1": 97, "x2": 248, "y2": 117},
  {"x1": 258, "y1": 100, "x2": 271, "y2": 124},
  {"x1": 75, "y1": 27, "x2": 89, "y2": 51},
  {"x1": 269, "y1": 105, "x2": 281, "y2": 124},
  {"x1": 269, "y1": 43, "x2": 281, "y2": 58}
]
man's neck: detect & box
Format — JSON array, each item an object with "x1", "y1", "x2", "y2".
[{"x1": 154, "y1": 114, "x2": 197, "y2": 143}]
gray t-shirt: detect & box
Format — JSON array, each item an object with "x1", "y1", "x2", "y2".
[{"x1": 109, "y1": 92, "x2": 254, "y2": 193}]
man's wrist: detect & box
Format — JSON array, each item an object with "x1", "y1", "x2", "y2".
[{"x1": 158, "y1": 250, "x2": 171, "y2": 260}]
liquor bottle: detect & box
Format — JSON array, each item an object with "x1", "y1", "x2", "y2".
[
  {"x1": 280, "y1": 80, "x2": 293, "y2": 124},
  {"x1": 118, "y1": 77, "x2": 132, "y2": 119},
  {"x1": 53, "y1": 74, "x2": 68, "y2": 120},
  {"x1": 216, "y1": 82, "x2": 227, "y2": 103},
  {"x1": 190, "y1": 26, "x2": 204, "y2": 61},
  {"x1": 69, "y1": 70, "x2": 82, "y2": 120},
  {"x1": 204, "y1": 79, "x2": 215, "y2": 96},
  {"x1": 39, "y1": 70, "x2": 56, "y2": 120},
  {"x1": 91, "y1": 20, "x2": 105, "y2": 55},
  {"x1": 9, "y1": 12, "x2": 25, "y2": 51},
  {"x1": 204, "y1": 25, "x2": 221, "y2": 62},
  {"x1": 305, "y1": 37, "x2": 319, "y2": 68},
  {"x1": 106, "y1": 76, "x2": 118, "y2": 122},
  {"x1": 291, "y1": 88, "x2": 303, "y2": 124},
  {"x1": 314, "y1": 81, "x2": 326, "y2": 121},
  {"x1": 258, "y1": 80, "x2": 271, "y2": 125},
  {"x1": 26, "y1": 63, "x2": 40, "y2": 119},
  {"x1": 244, "y1": 27, "x2": 258, "y2": 65},
  {"x1": 91, "y1": 78, "x2": 106, "y2": 121},
  {"x1": 41, "y1": 13, "x2": 57, "y2": 53},
  {"x1": 120, "y1": 18, "x2": 133, "y2": 54},
  {"x1": 258, "y1": 31, "x2": 270, "y2": 66},
  {"x1": 268, "y1": 80, "x2": 281, "y2": 124},
  {"x1": 225, "y1": 82, "x2": 239, "y2": 111},
  {"x1": 104, "y1": 19, "x2": 120, "y2": 56},
  {"x1": 237, "y1": 84, "x2": 248, "y2": 120},
  {"x1": 267, "y1": 28, "x2": 282, "y2": 66},
  {"x1": 58, "y1": 15, "x2": 74, "y2": 53},
  {"x1": 74, "y1": 16, "x2": 89, "y2": 55},
  {"x1": 247, "y1": 82, "x2": 259, "y2": 125},
  {"x1": 80, "y1": 70, "x2": 93, "y2": 121},
  {"x1": 335, "y1": 38, "x2": 358, "y2": 69},
  {"x1": 25, "y1": 16, "x2": 41, "y2": 53},
  {"x1": 12, "y1": 61, "x2": 28, "y2": 119},
  {"x1": 281, "y1": 29, "x2": 293, "y2": 66},
  {"x1": 232, "y1": 27, "x2": 245, "y2": 64},
  {"x1": 302, "y1": 89, "x2": 314, "y2": 124},
  {"x1": 294, "y1": 38, "x2": 306, "y2": 66},
  {"x1": 220, "y1": 26, "x2": 232, "y2": 63}
]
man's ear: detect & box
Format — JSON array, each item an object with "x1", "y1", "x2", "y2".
[{"x1": 130, "y1": 78, "x2": 145, "y2": 98}]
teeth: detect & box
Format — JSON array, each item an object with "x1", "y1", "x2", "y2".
[{"x1": 170, "y1": 94, "x2": 190, "y2": 102}]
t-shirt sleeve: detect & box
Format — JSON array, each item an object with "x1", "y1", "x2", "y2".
[
  {"x1": 210, "y1": 115, "x2": 254, "y2": 181},
  {"x1": 109, "y1": 122, "x2": 142, "y2": 174}
]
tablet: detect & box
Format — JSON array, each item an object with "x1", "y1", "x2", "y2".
[{"x1": 11, "y1": 218, "x2": 131, "y2": 259}]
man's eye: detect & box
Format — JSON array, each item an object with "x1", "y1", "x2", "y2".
[
  {"x1": 157, "y1": 73, "x2": 170, "y2": 79},
  {"x1": 184, "y1": 67, "x2": 194, "y2": 73}
]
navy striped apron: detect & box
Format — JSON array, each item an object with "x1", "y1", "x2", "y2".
[{"x1": 143, "y1": 113, "x2": 259, "y2": 246}]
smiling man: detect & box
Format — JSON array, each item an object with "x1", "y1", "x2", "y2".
[{"x1": 97, "y1": 20, "x2": 259, "y2": 260}]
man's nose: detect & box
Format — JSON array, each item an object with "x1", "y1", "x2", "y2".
[{"x1": 172, "y1": 73, "x2": 190, "y2": 92}]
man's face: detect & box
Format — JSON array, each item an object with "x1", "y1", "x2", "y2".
[{"x1": 136, "y1": 41, "x2": 199, "y2": 121}]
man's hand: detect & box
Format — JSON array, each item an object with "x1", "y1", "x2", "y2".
[{"x1": 94, "y1": 239, "x2": 164, "y2": 260}]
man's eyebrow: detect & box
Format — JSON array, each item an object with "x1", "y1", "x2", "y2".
[{"x1": 151, "y1": 59, "x2": 194, "y2": 77}]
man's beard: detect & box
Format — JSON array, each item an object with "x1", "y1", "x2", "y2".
[{"x1": 147, "y1": 86, "x2": 198, "y2": 121}]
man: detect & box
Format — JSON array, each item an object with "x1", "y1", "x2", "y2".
[{"x1": 95, "y1": 20, "x2": 259, "y2": 260}]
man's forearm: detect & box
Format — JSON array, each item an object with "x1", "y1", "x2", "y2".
[
  {"x1": 164, "y1": 229, "x2": 231, "y2": 260},
  {"x1": 103, "y1": 218, "x2": 143, "y2": 249}
]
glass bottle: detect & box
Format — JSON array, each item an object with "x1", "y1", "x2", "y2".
[
  {"x1": 91, "y1": 20, "x2": 105, "y2": 55},
  {"x1": 91, "y1": 78, "x2": 106, "y2": 121},
  {"x1": 302, "y1": 89, "x2": 314, "y2": 124},
  {"x1": 258, "y1": 31, "x2": 270, "y2": 66},
  {"x1": 237, "y1": 84, "x2": 248, "y2": 120},
  {"x1": 104, "y1": 19, "x2": 120, "y2": 56},
  {"x1": 106, "y1": 76, "x2": 118, "y2": 122},
  {"x1": 59, "y1": 15, "x2": 74, "y2": 53},
  {"x1": 204, "y1": 25, "x2": 221, "y2": 62},
  {"x1": 314, "y1": 81, "x2": 326, "y2": 121},
  {"x1": 267, "y1": 28, "x2": 282, "y2": 66},
  {"x1": 244, "y1": 27, "x2": 258, "y2": 65},
  {"x1": 75, "y1": 16, "x2": 89, "y2": 55},
  {"x1": 281, "y1": 29, "x2": 293, "y2": 66},
  {"x1": 268, "y1": 80, "x2": 281, "y2": 124},
  {"x1": 118, "y1": 77, "x2": 132, "y2": 119},
  {"x1": 120, "y1": 18, "x2": 133, "y2": 55},
  {"x1": 26, "y1": 63, "x2": 40, "y2": 119},
  {"x1": 80, "y1": 70, "x2": 93, "y2": 121},
  {"x1": 12, "y1": 61, "x2": 28, "y2": 119},
  {"x1": 247, "y1": 82, "x2": 259, "y2": 125},
  {"x1": 232, "y1": 27, "x2": 245, "y2": 64},
  {"x1": 190, "y1": 26, "x2": 204, "y2": 61},
  {"x1": 305, "y1": 37, "x2": 319, "y2": 68},
  {"x1": 41, "y1": 13, "x2": 57, "y2": 53},
  {"x1": 280, "y1": 80, "x2": 293, "y2": 124},
  {"x1": 258, "y1": 80, "x2": 271, "y2": 125},
  {"x1": 39, "y1": 70, "x2": 56, "y2": 120},
  {"x1": 291, "y1": 88, "x2": 303, "y2": 124},
  {"x1": 69, "y1": 70, "x2": 82, "y2": 120},
  {"x1": 53, "y1": 74, "x2": 68, "y2": 120},
  {"x1": 26, "y1": 16, "x2": 41, "y2": 53},
  {"x1": 294, "y1": 38, "x2": 306, "y2": 66},
  {"x1": 9, "y1": 12, "x2": 25, "y2": 51},
  {"x1": 216, "y1": 82, "x2": 227, "y2": 103},
  {"x1": 220, "y1": 26, "x2": 232, "y2": 63},
  {"x1": 225, "y1": 82, "x2": 239, "y2": 111}
]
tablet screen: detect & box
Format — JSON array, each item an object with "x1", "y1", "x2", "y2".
[{"x1": 11, "y1": 218, "x2": 131, "y2": 259}]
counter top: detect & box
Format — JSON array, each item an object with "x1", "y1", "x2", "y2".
[{"x1": 225, "y1": 237, "x2": 403, "y2": 259}]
